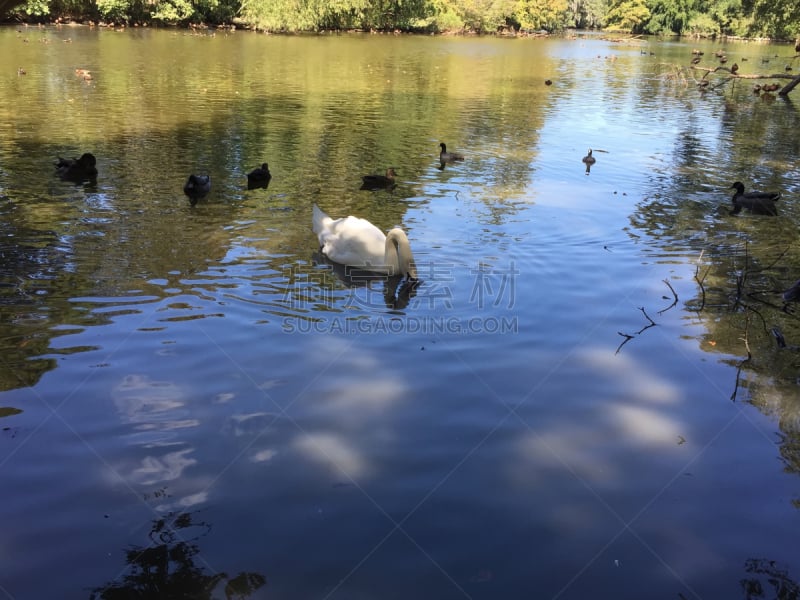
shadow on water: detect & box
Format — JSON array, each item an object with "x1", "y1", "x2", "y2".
[{"x1": 89, "y1": 511, "x2": 266, "y2": 599}]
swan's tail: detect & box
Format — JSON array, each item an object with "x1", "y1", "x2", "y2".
[{"x1": 312, "y1": 203, "x2": 331, "y2": 236}]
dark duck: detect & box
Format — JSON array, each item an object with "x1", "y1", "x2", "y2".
[
  {"x1": 439, "y1": 142, "x2": 464, "y2": 164},
  {"x1": 360, "y1": 168, "x2": 397, "y2": 191},
  {"x1": 55, "y1": 152, "x2": 97, "y2": 182},
  {"x1": 247, "y1": 163, "x2": 271, "y2": 189},
  {"x1": 582, "y1": 149, "x2": 596, "y2": 174},
  {"x1": 183, "y1": 174, "x2": 211, "y2": 205},
  {"x1": 729, "y1": 181, "x2": 780, "y2": 216}
]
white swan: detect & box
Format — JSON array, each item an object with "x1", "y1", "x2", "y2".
[{"x1": 312, "y1": 204, "x2": 417, "y2": 280}]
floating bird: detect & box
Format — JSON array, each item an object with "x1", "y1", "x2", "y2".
[
  {"x1": 246, "y1": 162, "x2": 271, "y2": 189},
  {"x1": 312, "y1": 204, "x2": 417, "y2": 280},
  {"x1": 582, "y1": 149, "x2": 596, "y2": 174},
  {"x1": 729, "y1": 181, "x2": 780, "y2": 216},
  {"x1": 183, "y1": 174, "x2": 211, "y2": 205},
  {"x1": 544, "y1": 79, "x2": 552, "y2": 86},
  {"x1": 17, "y1": 67, "x2": 26, "y2": 75},
  {"x1": 731, "y1": 63, "x2": 739, "y2": 74},
  {"x1": 691, "y1": 57, "x2": 701, "y2": 65},
  {"x1": 360, "y1": 168, "x2": 397, "y2": 191},
  {"x1": 439, "y1": 142, "x2": 464, "y2": 164},
  {"x1": 691, "y1": 49, "x2": 704, "y2": 55},
  {"x1": 55, "y1": 152, "x2": 97, "y2": 182},
  {"x1": 753, "y1": 84, "x2": 762, "y2": 93}
]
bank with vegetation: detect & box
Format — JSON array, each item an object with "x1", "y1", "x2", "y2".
[{"x1": 2, "y1": 0, "x2": 798, "y2": 41}]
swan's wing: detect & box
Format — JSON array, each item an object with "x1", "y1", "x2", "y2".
[{"x1": 319, "y1": 216, "x2": 387, "y2": 268}]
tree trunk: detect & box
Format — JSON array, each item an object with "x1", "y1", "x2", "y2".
[{"x1": 779, "y1": 74, "x2": 800, "y2": 96}]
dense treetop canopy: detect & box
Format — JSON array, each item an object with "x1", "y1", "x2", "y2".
[{"x1": 2, "y1": 0, "x2": 799, "y2": 39}]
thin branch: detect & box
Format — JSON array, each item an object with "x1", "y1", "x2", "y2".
[
  {"x1": 693, "y1": 263, "x2": 709, "y2": 312},
  {"x1": 730, "y1": 315, "x2": 753, "y2": 402},
  {"x1": 691, "y1": 65, "x2": 795, "y2": 80},
  {"x1": 615, "y1": 308, "x2": 657, "y2": 354},
  {"x1": 636, "y1": 306, "x2": 657, "y2": 334},
  {"x1": 615, "y1": 332, "x2": 634, "y2": 355},
  {"x1": 658, "y1": 278, "x2": 678, "y2": 315}
]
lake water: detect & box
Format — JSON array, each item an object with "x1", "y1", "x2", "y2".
[{"x1": 2, "y1": 25, "x2": 800, "y2": 599}]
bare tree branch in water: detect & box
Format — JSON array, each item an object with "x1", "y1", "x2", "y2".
[
  {"x1": 731, "y1": 314, "x2": 753, "y2": 402},
  {"x1": 658, "y1": 278, "x2": 678, "y2": 315},
  {"x1": 690, "y1": 63, "x2": 800, "y2": 96},
  {"x1": 616, "y1": 307, "x2": 658, "y2": 354},
  {"x1": 637, "y1": 306, "x2": 657, "y2": 333},
  {"x1": 615, "y1": 332, "x2": 635, "y2": 355},
  {"x1": 693, "y1": 262, "x2": 709, "y2": 312}
]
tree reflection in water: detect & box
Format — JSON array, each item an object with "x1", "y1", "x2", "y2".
[
  {"x1": 90, "y1": 511, "x2": 266, "y2": 600},
  {"x1": 740, "y1": 558, "x2": 800, "y2": 600}
]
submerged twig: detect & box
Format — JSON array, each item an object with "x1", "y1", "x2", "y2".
[
  {"x1": 693, "y1": 263, "x2": 709, "y2": 312},
  {"x1": 615, "y1": 332, "x2": 635, "y2": 355},
  {"x1": 730, "y1": 314, "x2": 753, "y2": 402},
  {"x1": 658, "y1": 278, "x2": 678, "y2": 315},
  {"x1": 637, "y1": 307, "x2": 657, "y2": 334},
  {"x1": 615, "y1": 307, "x2": 658, "y2": 354}
]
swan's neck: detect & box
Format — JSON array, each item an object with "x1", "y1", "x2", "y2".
[{"x1": 385, "y1": 229, "x2": 417, "y2": 279}]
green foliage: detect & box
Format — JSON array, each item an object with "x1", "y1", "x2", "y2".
[
  {"x1": 513, "y1": 0, "x2": 568, "y2": 31},
  {"x1": 2, "y1": 0, "x2": 798, "y2": 38},
  {"x1": 241, "y1": 0, "x2": 373, "y2": 31},
  {"x1": 750, "y1": 0, "x2": 800, "y2": 38},
  {"x1": 17, "y1": 0, "x2": 50, "y2": 17},
  {"x1": 685, "y1": 11, "x2": 719, "y2": 35},
  {"x1": 644, "y1": 0, "x2": 694, "y2": 34},
  {"x1": 420, "y1": 0, "x2": 464, "y2": 31},
  {"x1": 457, "y1": 0, "x2": 515, "y2": 31},
  {"x1": 566, "y1": 0, "x2": 607, "y2": 28},
  {"x1": 698, "y1": 0, "x2": 741, "y2": 34},
  {"x1": 605, "y1": 0, "x2": 650, "y2": 31},
  {"x1": 149, "y1": 0, "x2": 195, "y2": 23},
  {"x1": 359, "y1": 0, "x2": 431, "y2": 30},
  {"x1": 96, "y1": 0, "x2": 149, "y2": 23}
]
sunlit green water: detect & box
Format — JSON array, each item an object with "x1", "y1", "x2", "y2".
[{"x1": 1, "y1": 26, "x2": 800, "y2": 598}]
